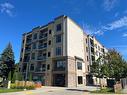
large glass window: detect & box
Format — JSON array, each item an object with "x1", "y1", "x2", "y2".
[
  {"x1": 30, "y1": 64, "x2": 34, "y2": 71},
  {"x1": 32, "y1": 43, "x2": 36, "y2": 49},
  {"x1": 78, "y1": 76, "x2": 83, "y2": 84},
  {"x1": 31, "y1": 53, "x2": 35, "y2": 60},
  {"x1": 54, "y1": 60, "x2": 65, "y2": 70},
  {"x1": 33, "y1": 33, "x2": 37, "y2": 40},
  {"x1": 56, "y1": 47, "x2": 62, "y2": 56},
  {"x1": 77, "y1": 62, "x2": 82, "y2": 70},
  {"x1": 36, "y1": 63, "x2": 46, "y2": 72},
  {"x1": 56, "y1": 35, "x2": 62, "y2": 43},
  {"x1": 56, "y1": 24, "x2": 61, "y2": 31}
]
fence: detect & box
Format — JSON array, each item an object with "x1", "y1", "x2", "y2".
[{"x1": 121, "y1": 78, "x2": 127, "y2": 89}]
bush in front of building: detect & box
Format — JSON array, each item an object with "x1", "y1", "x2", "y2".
[{"x1": 10, "y1": 81, "x2": 35, "y2": 90}]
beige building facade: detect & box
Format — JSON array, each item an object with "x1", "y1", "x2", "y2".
[{"x1": 19, "y1": 15, "x2": 107, "y2": 87}]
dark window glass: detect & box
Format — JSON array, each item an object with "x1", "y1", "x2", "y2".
[
  {"x1": 31, "y1": 53, "x2": 35, "y2": 60},
  {"x1": 30, "y1": 64, "x2": 34, "y2": 71},
  {"x1": 56, "y1": 35, "x2": 61, "y2": 43},
  {"x1": 54, "y1": 60, "x2": 65, "y2": 71},
  {"x1": 87, "y1": 56, "x2": 89, "y2": 61},
  {"x1": 49, "y1": 30, "x2": 52, "y2": 34},
  {"x1": 86, "y1": 39, "x2": 87, "y2": 44},
  {"x1": 32, "y1": 43, "x2": 36, "y2": 49},
  {"x1": 48, "y1": 52, "x2": 51, "y2": 57},
  {"x1": 48, "y1": 40, "x2": 51, "y2": 45},
  {"x1": 47, "y1": 64, "x2": 50, "y2": 70},
  {"x1": 33, "y1": 33, "x2": 37, "y2": 40},
  {"x1": 56, "y1": 47, "x2": 61, "y2": 56},
  {"x1": 86, "y1": 47, "x2": 88, "y2": 52},
  {"x1": 77, "y1": 62, "x2": 82, "y2": 70},
  {"x1": 56, "y1": 24, "x2": 61, "y2": 31},
  {"x1": 78, "y1": 76, "x2": 83, "y2": 84}
]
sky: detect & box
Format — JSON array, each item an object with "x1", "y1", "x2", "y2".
[{"x1": 0, "y1": 0, "x2": 127, "y2": 62}]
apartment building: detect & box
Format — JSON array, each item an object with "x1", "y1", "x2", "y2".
[
  {"x1": 19, "y1": 15, "x2": 107, "y2": 87},
  {"x1": 86, "y1": 35, "x2": 108, "y2": 85},
  {"x1": 88, "y1": 35, "x2": 108, "y2": 65}
]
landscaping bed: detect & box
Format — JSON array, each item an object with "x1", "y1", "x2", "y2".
[
  {"x1": 0, "y1": 88, "x2": 23, "y2": 93},
  {"x1": 90, "y1": 87, "x2": 115, "y2": 94}
]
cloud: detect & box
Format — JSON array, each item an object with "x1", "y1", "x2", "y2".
[
  {"x1": 122, "y1": 33, "x2": 127, "y2": 37},
  {"x1": 0, "y1": 2, "x2": 15, "y2": 17},
  {"x1": 102, "y1": 0, "x2": 118, "y2": 11},
  {"x1": 93, "y1": 16, "x2": 127, "y2": 36},
  {"x1": 103, "y1": 16, "x2": 127, "y2": 30}
]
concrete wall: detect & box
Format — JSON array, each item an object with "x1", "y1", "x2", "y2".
[{"x1": 66, "y1": 18, "x2": 85, "y2": 59}]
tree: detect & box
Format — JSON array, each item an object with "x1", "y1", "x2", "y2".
[
  {"x1": 93, "y1": 49, "x2": 127, "y2": 81},
  {"x1": 103, "y1": 49, "x2": 127, "y2": 81},
  {"x1": 91, "y1": 49, "x2": 127, "y2": 82},
  {"x1": 0, "y1": 43, "x2": 15, "y2": 80}
]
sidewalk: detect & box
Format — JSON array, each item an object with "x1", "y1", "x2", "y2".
[{"x1": 121, "y1": 87, "x2": 127, "y2": 94}]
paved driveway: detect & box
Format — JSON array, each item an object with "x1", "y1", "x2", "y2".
[
  {"x1": 0, "y1": 86, "x2": 123, "y2": 95},
  {"x1": 0, "y1": 86, "x2": 97, "y2": 95}
]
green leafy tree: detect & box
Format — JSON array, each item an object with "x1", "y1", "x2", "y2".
[
  {"x1": 0, "y1": 43, "x2": 15, "y2": 80},
  {"x1": 91, "y1": 49, "x2": 127, "y2": 82},
  {"x1": 103, "y1": 49, "x2": 127, "y2": 81}
]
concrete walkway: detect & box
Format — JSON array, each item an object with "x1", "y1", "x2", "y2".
[{"x1": 121, "y1": 87, "x2": 127, "y2": 94}]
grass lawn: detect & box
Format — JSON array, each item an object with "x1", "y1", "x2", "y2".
[
  {"x1": 0, "y1": 88, "x2": 23, "y2": 93},
  {"x1": 90, "y1": 87, "x2": 115, "y2": 94}
]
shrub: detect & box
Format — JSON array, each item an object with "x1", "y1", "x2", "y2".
[{"x1": 10, "y1": 81, "x2": 35, "y2": 90}]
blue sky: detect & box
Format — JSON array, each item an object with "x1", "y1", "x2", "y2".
[{"x1": 0, "y1": 0, "x2": 127, "y2": 62}]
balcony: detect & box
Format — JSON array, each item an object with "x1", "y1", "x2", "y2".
[
  {"x1": 23, "y1": 58, "x2": 30, "y2": 62},
  {"x1": 38, "y1": 45, "x2": 47, "y2": 50},
  {"x1": 53, "y1": 67, "x2": 65, "y2": 71},
  {"x1": 26, "y1": 39, "x2": 32, "y2": 44},
  {"x1": 39, "y1": 33, "x2": 47, "y2": 40},
  {"x1": 25, "y1": 49, "x2": 31, "y2": 53},
  {"x1": 37, "y1": 56, "x2": 46, "y2": 61}
]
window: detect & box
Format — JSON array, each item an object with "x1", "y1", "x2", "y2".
[
  {"x1": 87, "y1": 56, "x2": 89, "y2": 61},
  {"x1": 30, "y1": 64, "x2": 34, "y2": 71},
  {"x1": 56, "y1": 24, "x2": 61, "y2": 31},
  {"x1": 56, "y1": 35, "x2": 62, "y2": 43},
  {"x1": 91, "y1": 56, "x2": 95, "y2": 61},
  {"x1": 77, "y1": 62, "x2": 82, "y2": 70},
  {"x1": 42, "y1": 64, "x2": 46, "y2": 71},
  {"x1": 48, "y1": 40, "x2": 51, "y2": 45},
  {"x1": 86, "y1": 39, "x2": 87, "y2": 44},
  {"x1": 48, "y1": 52, "x2": 51, "y2": 57},
  {"x1": 86, "y1": 47, "x2": 88, "y2": 52},
  {"x1": 36, "y1": 63, "x2": 46, "y2": 72},
  {"x1": 31, "y1": 53, "x2": 35, "y2": 60},
  {"x1": 56, "y1": 47, "x2": 62, "y2": 56},
  {"x1": 32, "y1": 43, "x2": 36, "y2": 49},
  {"x1": 47, "y1": 64, "x2": 50, "y2": 70},
  {"x1": 49, "y1": 30, "x2": 52, "y2": 34},
  {"x1": 78, "y1": 76, "x2": 83, "y2": 84},
  {"x1": 54, "y1": 60, "x2": 65, "y2": 70},
  {"x1": 33, "y1": 33, "x2": 37, "y2": 40}
]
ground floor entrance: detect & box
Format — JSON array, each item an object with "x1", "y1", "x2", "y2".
[
  {"x1": 86, "y1": 74, "x2": 93, "y2": 86},
  {"x1": 53, "y1": 74, "x2": 65, "y2": 87}
]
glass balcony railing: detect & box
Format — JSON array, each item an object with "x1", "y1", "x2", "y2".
[
  {"x1": 38, "y1": 45, "x2": 47, "y2": 49},
  {"x1": 26, "y1": 40, "x2": 32, "y2": 44},
  {"x1": 25, "y1": 49, "x2": 31, "y2": 52},
  {"x1": 37, "y1": 56, "x2": 46, "y2": 61},
  {"x1": 39, "y1": 34, "x2": 47, "y2": 39}
]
